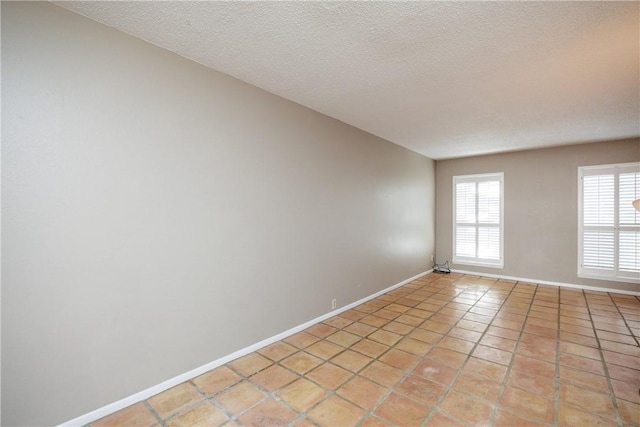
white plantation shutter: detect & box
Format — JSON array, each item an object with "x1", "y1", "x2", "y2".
[
  {"x1": 579, "y1": 163, "x2": 640, "y2": 283},
  {"x1": 453, "y1": 173, "x2": 503, "y2": 268}
]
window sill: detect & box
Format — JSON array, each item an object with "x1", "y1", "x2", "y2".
[
  {"x1": 453, "y1": 258, "x2": 504, "y2": 269},
  {"x1": 577, "y1": 272, "x2": 640, "y2": 285}
]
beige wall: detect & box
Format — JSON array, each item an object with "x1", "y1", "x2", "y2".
[
  {"x1": 1, "y1": 3, "x2": 435, "y2": 425},
  {"x1": 436, "y1": 139, "x2": 640, "y2": 293}
]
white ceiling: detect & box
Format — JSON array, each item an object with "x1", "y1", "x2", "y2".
[{"x1": 56, "y1": 1, "x2": 639, "y2": 160}]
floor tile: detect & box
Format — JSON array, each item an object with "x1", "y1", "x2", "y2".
[
  {"x1": 280, "y1": 351, "x2": 322, "y2": 374},
  {"x1": 452, "y1": 371, "x2": 501, "y2": 403},
  {"x1": 276, "y1": 378, "x2": 327, "y2": 412},
  {"x1": 283, "y1": 332, "x2": 319, "y2": 349},
  {"x1": 257, "y1": 341, "x2": 297, "y2": 362},
  {"x1": 382, "y1": 320, "x2": 414, "y2": 335},
  {"x1": 604, "y1": 349, "x2": 640, "y2": 369},
  {"x1": 340, "y1": 309, "x2": 368, "y2": 321},
  {"x1": 617, "y1": 399, "x2": 640, "y2": 426},
  {"x1": 228, "y1": 353, "x2": 273, "y2": 377},
  {"x1": 596, "y1": 330, "x2": 636, "y2": 345},
  {"x1": 508, "y1": 368, "x2": 555, "y2": 397},
  {"x1": 408, "y1": 328, "x2": 443, "y2": 344},
  {"x1": 500, "y1": 386, "x2": 554, "y2": 423},
  {"x1": 336, "y1": 375, "x2": 388, "y2": 410},
  {"x1": 249, "y1": 364, "x2": 298, "y2": 392},
  {"x1": 166, "y1": 401, "x2": 227, "y2": 427},
  {"x1": 92, "y1": 402, "x2": 157, "y2": 427},
  {"x1": 305, "y1": 362, "x2": 352, "y2": 389},
  {"x1": 558, "y1": 404, "x2": 619, "y2": 427},
  {"x1": 326, "y1": 330, "x2": 361, "y2": 347},
  {"x1": 606, "y1": 364, "x2": 640, "y2": 383},
  {"x1": 215, "y1": 380, "x2": 265, "y2": 415},
  {"x1": 330, "y1": 349, "x2": 372, "y2": 372},
  {"x1": 424, "y1": 411, "x2": 468, "y2": 427},
  {"x1": 368, "y1": 329, "x2": 403, "y2": 346},
  {"x1": 395, "y1": 314, "x2": 424, "y2": 326},
  {"x1": 360, "y1": 315, "x2": 389, "y2": 328},
  {"x1": 307, "y1": 395, "x2": 366, "y2": 426},
  {"x1": 378, "y1": 348, "x2": 420, "y2": 370},
  {"x1": 361, "y1": 361, "x2": 405, "y2": 388},
  {"x1": 472, "y1": 344, "x2": 513, "y2": 365},
  {"x1": 559, "y1": 352, "x2": 605, "y2": 375},
  {"x1": 560, "y1": 340, "x2": 601, "y2": 360},
  {"x1": 438, "y1": 336, "x2": 475, "y2": 354},
  {"x1": 448, "y1": 326, "x2": 483, "y2": 342},
  {"x1": 147, "y1": 383, "x2": 204, "y2": 419},
  {"x1": 323, "y1": 316, "x2": 353, "y2": 329},
  {"x1": 611, "y1": 378, "x2": 640, "y2": 404},
  {"x1": 396, "y1": 374, "x2": 446, "y2": 408},
  {"x1": 304, "y1": 323, "x2": 338, "y2": 339},
  {"x1": 495, "y1": 410, "x2": 551, "y2": 427},
  {"x1": 559, "y1": 383, "x2": 616, "y2": 419},
  {"x1": 351, "y1": 338, "x2": 388, "y2": 358},
  {"x1": 440, "y1": 390, "x2": 493, "y2": 425},
  {"x1": 558, "y1": 365, "x2": 609, "y2": 393},
  {"x1": 374, "y1": 392, "x2": 432, "y2": 427},
  {"x1": 560, "y1": 330, "x2": 598, "y2": 347},
  {"x1": 237, "y1": 398, "x2": 297, "y2": 427},
  {"x1": 305, "y1": 340, "x2": 343, "y2": 360},
  {"x1": 344, "y1": 321, "x2": 377, "y2": 337},
  {"x1": 600, "y1": 340, "x2": 640, "y2": 357},
  {"x1": 426, "y1": 347, "x2": 467, "y2": 368},
  {"x1": 395, "y1": 337, "x2": 432, "y2": 355},
  {"x1": 192, "y1": 366, "x2": 242, "y2": 395},
  {"x1": 413, "y1": 358, "x2": 457, "y2": 386}
]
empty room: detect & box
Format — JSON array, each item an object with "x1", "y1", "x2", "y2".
[{"x1": 2, "y1": 1, "x2": 639, "y2": 426}]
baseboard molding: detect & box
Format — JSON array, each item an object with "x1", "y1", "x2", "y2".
[
  {"x1": 451, "y1": 269, "x2": 640, "y2": 296},
  {"x1": 60, "y1": 269, "x2": 432, "y2": 426}
]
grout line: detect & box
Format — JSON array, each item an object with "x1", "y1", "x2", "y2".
[
  {"x1": 143, "y1": 400, "x2": 164, "y2": 427},
  {"x1": 553, "y1": 285, "x2": 562, "y2": 426},
  {"x1": 590, "y1": 293, "x2": 627, "y2": 427},
  {"x1": 488, "y1": 282, "x2": 541, "y2": 425}
]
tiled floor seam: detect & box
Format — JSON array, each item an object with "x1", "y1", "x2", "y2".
[
  {"x1": 607, "y1": 292, "x2": 640, "y2": 347},
  {"x1": 419, "y1": 280, "x2": 496, "y2": 427},
  {"x1": 553, "y1": 285, "x2": 563, "y2": 426},
  {"x1": 425, "y1": 278, "x2": 539, "y2": 426},
  {"x1": 142, "y1": 400, "x2": 164, "y2": 427},
  {"x1": 355, "y1": 281, "x2": 441, "y2": 426},
  {"x1": 586, "y1": 293, "x2": 625, "y2": 427},
  {"x1": 487, "y1": 282, "x2": 544, "y2": 426}
]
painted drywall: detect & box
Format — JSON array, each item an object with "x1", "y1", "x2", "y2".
[
  {"x1": 435, "y1": 139, "x2": 640, "y2": 293},
  {"x1": 1, "y1": 3, "x2": 435, "y2": 425}
]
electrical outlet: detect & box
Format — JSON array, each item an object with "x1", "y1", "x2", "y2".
[
  {"x1": 431, "y1": 254, "x2": 434, "y2": 262},
  {"x1": 331, "y1": 299, "x2": 337, "y2": 309}
]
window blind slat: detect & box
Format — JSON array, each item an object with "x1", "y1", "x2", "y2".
[
  {"x1": 619, "y1": 231, "x2": 640, "y2": 272},
  {"x1": 583, "y1": 230, "x2": 614, "y2": 269},
  {"x1": 456, "y1": 182, "x2": 476, "y2": 224},
  {"x1": 583, "y1": 175, "x2": 614, "y2": 226},
  {"x1": 619, "y1": 172, "x2": 639, "y2": 225}
]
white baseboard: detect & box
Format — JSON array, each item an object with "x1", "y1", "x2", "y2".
[
  {"x1": 451, "y1": 269, "x2": 640, "y2": 296},
  {"x1": 60, "y1": 269, "x2": 432, "y2": 427}
]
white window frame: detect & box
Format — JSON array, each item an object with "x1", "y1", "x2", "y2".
[
  {"x1": 578, "y1": 162, "x2": 640, "y2": 284},
  {"x1": 453, "y1": 172, "x2": 504, "y2": 268}
]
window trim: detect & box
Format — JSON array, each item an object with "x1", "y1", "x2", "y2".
[
  {"x1": 577, "y1": 162, "x2": 640, "y2": 284},
  {"x1": 452, "y1": 172, "x2": 504, "y2": 269}
]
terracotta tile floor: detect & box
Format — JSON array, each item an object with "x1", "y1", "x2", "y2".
[{"x1": 91, "y1": 273, "x2": 640, "y2": 427}]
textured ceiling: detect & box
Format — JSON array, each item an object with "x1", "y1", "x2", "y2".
[{"x1": 56, "y1": 1, "x2": 639, "y2": 160}]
